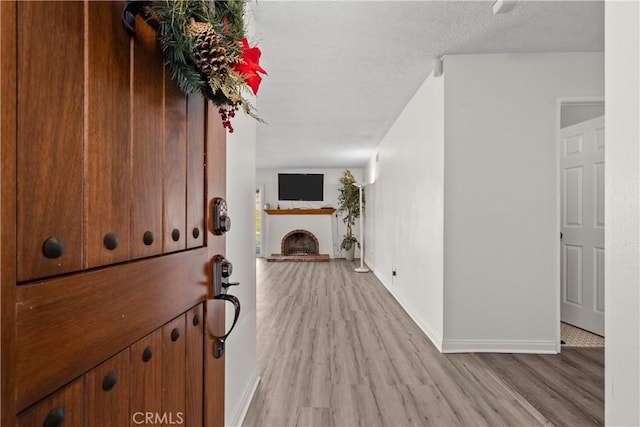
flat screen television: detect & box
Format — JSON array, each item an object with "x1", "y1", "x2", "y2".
[{"x1": 278, "y1": 173, "x2": 324, "y2": 201}]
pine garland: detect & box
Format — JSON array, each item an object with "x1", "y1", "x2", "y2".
[{"x1": 147, "y1": 0, "x2": 263, "y2": 131}]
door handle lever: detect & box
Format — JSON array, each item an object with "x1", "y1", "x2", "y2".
[
  {"x1": 212, "y1": 294, "x2": 241, "y2": 358},
  {"x1": 223, "y1": 282, "x2": 240, "y2": 289},
  {"x1": 209, "y1": 254, "x2": 241, "y2": 358}
]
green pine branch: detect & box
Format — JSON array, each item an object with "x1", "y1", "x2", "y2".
[{"x1": 147, "y1": 0, "x2": 260, "y2": 121}]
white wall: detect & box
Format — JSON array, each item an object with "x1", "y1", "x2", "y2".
[
  {"x1": 364, "y1": 71, "x2": 445, "y2": 349},
  {"x1": 605, "y1": 2, "x2": 640, "y2": 424},
  {"x1": 225, "y1": 99, "x2": 259, "y2": 426},
  {"x1": 365, "y1": 52, "x2": 604, "y2": 354},
  {"x1": 256, "y1": 168, "x2": 363, "y2": 258},
  {"x1": 442, "y1": 53, "x2": 603, "y2": 352}
]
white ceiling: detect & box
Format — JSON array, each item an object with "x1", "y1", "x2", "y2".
[{"x1": 250, "y1": 1, "x2": 604, "y2": 169}]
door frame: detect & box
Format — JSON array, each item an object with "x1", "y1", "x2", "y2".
[
  {"x1": 555, "y1": 96, "x2": 605, "y2": 352},
  {"x1": 1, "y1": 2, "x2": 18, "y2": 422},
  {"x1": 256, "y1": 183, "x2": 266, "y2": 258}
]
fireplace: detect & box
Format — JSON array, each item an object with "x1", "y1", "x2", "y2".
[
  {"x1": 267, "y1": 229, "x2": 330, "y2": 262},
  {"x1": 282, "y1": 230, "x2": 319, "y2": 256}
]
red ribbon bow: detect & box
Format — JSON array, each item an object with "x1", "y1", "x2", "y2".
[{"x1": 233, "y1": 37, "x2": 267, "y2": 95}]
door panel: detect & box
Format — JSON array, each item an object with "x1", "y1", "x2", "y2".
[
  {"x1": 131, "y1": 16, "x2": 164, "y2": 260},
  {"x1": 560, "y1": 115, "x2": 605, "y2": 335},
  {"x1": 594, "y1": 162, "x2": 605, "y2": 228},
  {"x1": 86, "y1": 0, "x2": 131, "y2": 268},
  {"x1": 162, "y1": 315, "x2": 187, "y2": 425},
  {"x1": 130, "y1": 329, "x2": 163, "y2": 425},
  {"x1": 187, "y1": 95, "x2": 206, "y2": 250},
  {"x1": 17, "y1": 377, "x2": 83, "y2": 427},
  {"x1": 185, "y1": 304, "x2": 205, "y2": 427},
  {"x1": 16, "y1": 1, "x2": 84, "y2": 282},
  {"x1": 563, "y1": 167, "x2": 583, "y2": 227},
  {"x1": 563, "y1": 244, "x2": 583, "y2": 306},
  {"x1": 86, "y1": 349, "x2": 131, "y2": 427},
  {"x1": 164, "y1": 78, "x2": 188, "y2": 254}
]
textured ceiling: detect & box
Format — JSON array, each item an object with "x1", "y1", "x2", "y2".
[{"x1": 250, "y1": 1, "x2": 604, "y2": 169}]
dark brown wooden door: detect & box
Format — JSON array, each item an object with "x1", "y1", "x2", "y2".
[{"x1": 1, "y1": 1, "x2": 227, "y2": 425}]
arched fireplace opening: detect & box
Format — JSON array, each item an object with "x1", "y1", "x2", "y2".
[{"x1": 281, "y1": 229, "x2": 319, "y2": 256}]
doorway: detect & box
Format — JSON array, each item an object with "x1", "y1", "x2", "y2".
[{"x1": 557, "y1": 98, "x2": 605, "y2": 348}]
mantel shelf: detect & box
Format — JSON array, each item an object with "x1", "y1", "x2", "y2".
[{"x1": 264, "y1": 208, "x2": 335, "y2": 216}]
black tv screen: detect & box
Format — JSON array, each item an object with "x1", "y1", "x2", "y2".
[{"x1": 278, "y1": 174, "x2": 324, "y2": 201}]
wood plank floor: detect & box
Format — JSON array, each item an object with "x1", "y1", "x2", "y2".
[{"x1": 243, "y1": 260, "x2": 603, "y2": 427}]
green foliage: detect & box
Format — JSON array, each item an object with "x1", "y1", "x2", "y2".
[
  {"x1": 340, "y1": 235, "x2": 358, "y2": 251},
  {"x1": 337, "y1": 170, "x2": 365, "y2": 250},
  {"x1": 215, "y1": 0, "x2": 246, "y2": 40},
  {"x1": 148, "y1": 0, "x2": 252, "y2": 109}
]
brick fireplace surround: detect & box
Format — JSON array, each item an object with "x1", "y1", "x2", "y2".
[{"x1": 267, "y1": 229, "x2": 330, "y2": 262}]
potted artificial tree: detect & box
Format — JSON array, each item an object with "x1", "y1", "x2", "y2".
[{"x1": 338, "y1": 170, "x2": 364, "y2": 261}]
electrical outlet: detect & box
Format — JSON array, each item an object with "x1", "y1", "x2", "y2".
[{"x1": 392, "y1": 269, "x2": 397, "y2": 277}]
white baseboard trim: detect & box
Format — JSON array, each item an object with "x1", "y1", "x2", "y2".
[
  {"x1": 367, "y1": 259, "x2": 443, "y2": 352},
  {"x1": 441, "y1": 339, "x2": 558, "y2": 354},
  {"x1": 365, "y1": 258, "x2": 557, "y2": 355},
  {"x1": 226, "y1": 371, "x2": 261, "y2": 427}
]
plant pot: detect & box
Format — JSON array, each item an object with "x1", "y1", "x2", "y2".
[{"x1": 344, "y1": 245, "x2": 355, "y2": 261}]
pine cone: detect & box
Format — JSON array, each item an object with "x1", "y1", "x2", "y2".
[{"x1": 186, "y1": 19, "x2": 229, "y2": 78}]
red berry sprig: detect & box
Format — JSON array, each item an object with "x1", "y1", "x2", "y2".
[{"x1": 218, "y1": 106, "x2": 238, "y2": 133}]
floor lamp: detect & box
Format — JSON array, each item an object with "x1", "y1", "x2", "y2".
[{"x1": 353, "y1": 182, "x2": 369, "y2": 273}]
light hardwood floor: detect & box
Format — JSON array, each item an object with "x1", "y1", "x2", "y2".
[{"x1": 243, "y1": 260, "x2": 603, "y2": 427}]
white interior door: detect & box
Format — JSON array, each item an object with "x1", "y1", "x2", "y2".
[{"x1": 561, "y1": 115, "x2": 605, "y2": 336}]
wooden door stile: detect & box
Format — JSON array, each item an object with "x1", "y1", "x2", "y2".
[
  {"x1": 1, "y1": 2, "x2": 18, "y2": 423},
  {"x1": 204, "y1": 105, "x2": 227, "y2": 427}
]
